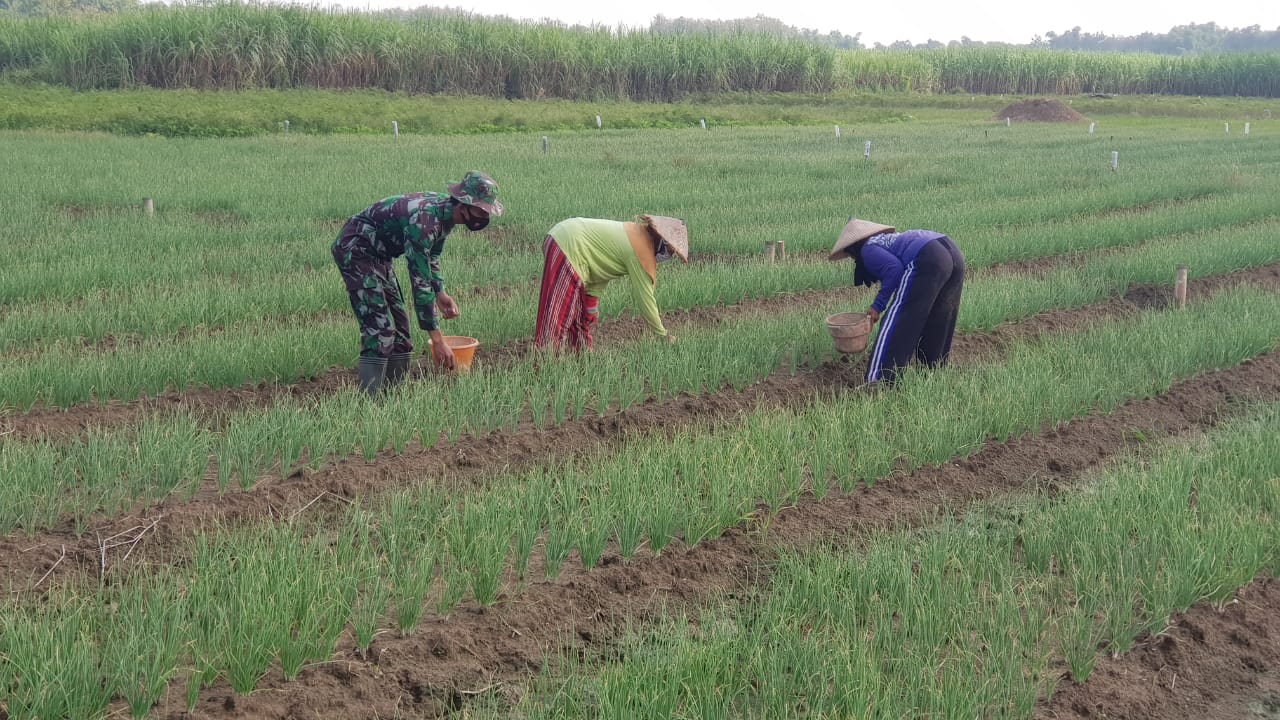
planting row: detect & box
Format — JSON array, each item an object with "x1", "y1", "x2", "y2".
[
  {"x1": 1, "y1": 286, "x2": 1276, "y2": 719},
  {"x1": 487, "y1": 400, "x2": 1280, "y2": 719},
  {"x1": 4, "y1": 120, "x2": 1275, "y2": 306},
  {"x1": 5, "y1": 196, "x2": 1279, "y2": 410},
  {"x1": 2, "y1": 183, "x2": 1267, "y2": 350},
  {"x1": 1, "y1": 230, "x2": 1278, "y2": 534}
]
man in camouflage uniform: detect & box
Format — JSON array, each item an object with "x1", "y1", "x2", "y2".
[{"x1": 332, "y1": 171, "x2": 503, "y2": 395}]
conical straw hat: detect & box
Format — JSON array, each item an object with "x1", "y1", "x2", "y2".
[
  {"x1": 828, "y1": 218, "x2": 895, "y2": 261},
  {"x1": 640, "y1": 215, "x2": 689, "y2": 264}
]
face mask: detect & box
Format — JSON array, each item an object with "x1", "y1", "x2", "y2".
[
  {"x1": 654, "y1": 238, "x2": 674, "y2": 263},
  {"x1": 462, "y1": 207, "x2": 490, "y2": 231}
]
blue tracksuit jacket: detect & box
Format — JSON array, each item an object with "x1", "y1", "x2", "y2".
[{"x1": 857, "y1": 230, "x2": 948, "y2": 313}]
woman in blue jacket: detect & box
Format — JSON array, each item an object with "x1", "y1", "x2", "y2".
[{"x1": 829, "y1": 218, "x2": 966, "y2": 384}]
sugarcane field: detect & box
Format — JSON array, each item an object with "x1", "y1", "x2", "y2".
[{"x1": 3, "y1": 4, "x2": 1280, "y2": 719}]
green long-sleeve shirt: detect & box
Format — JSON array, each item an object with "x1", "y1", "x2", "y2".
[{"x1": 549, "y1": 218, "x2": 667, "y2": 337}]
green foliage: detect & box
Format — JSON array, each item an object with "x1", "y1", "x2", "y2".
[
  {"x1": 2, "y1": 284, "x2": 1279, "y2": 712},
  {"x1": 2, "y1": 116, "x2": 1279, "y2": 533},
  {"x1": 0, "y1": 3, "x2": 833, "y2": 97},
  {"x1": 836, "y1": 47, "x2": 1280, "y2": 96},
  {"x1": 1, "y1": 0, "x2": 135, "y2": 18},
  {"x1": 649, "y1": 13, "x2": 862, "y2": 50},
  {"x1": 1036, "y1": 22, "x2": 1280, "y2": 54},
  {"x1": 0, "y1": 4, "x2": 1277, "y2": 100},
  {"x1": 499, "y1": 400, "x2": 1280, "y2": 718}
]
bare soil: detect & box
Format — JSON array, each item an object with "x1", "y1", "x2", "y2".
[
  {"x1": 1041, "y1": 577, "x2": 1280, "y2": 720},
  {"x1": 996, "y1": 98, "x2": 1089, "y2": 122}
]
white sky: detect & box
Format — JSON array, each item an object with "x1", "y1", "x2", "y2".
[{"x1": 346, "y1": 0, "x2": 1279, "y2": 46}]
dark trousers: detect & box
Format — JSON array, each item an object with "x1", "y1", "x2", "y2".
[{"x1": 866, "y1": 236, "x2": 965, "y2": 383}]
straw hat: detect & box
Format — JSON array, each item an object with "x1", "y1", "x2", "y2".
[
  {"x1": 828, "y1": 218, "x2": 895, "y2": 261},
  {"x1": 640, "y1": 215, "x2": 689, "y2": 264}
]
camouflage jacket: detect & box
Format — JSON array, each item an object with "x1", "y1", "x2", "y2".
[{"x1": 335, "y1": 192, "x2": 455, "y2": 331}]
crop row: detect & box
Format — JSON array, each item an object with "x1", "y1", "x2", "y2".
[
  {"x1": 1, "y1": 228, "x2": 1277, "y2": 534},
  {"x1": 4, "y1": 121, "x2": 1275, "y2": 307},
  {"x1": 5, "y1": 194, "x2": 1279, "y2": 411},
  {"x1": 491, "y1": 400, "x2": 1280, "y2": 718},
  {"x1": 3, "y1": 184, "x2": 1269, "y2": 349},
  {"x1": 1, "y1": 286, "x2": 1276, "y2": 718}
]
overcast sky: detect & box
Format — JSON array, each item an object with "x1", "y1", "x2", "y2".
[{"x1": 347, "y1": 0, "x2": 1278, "y2": 46}]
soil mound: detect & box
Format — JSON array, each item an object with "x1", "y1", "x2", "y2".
[{"x1": 994, "y1": 98, "x2": 1087, "y2": 122}]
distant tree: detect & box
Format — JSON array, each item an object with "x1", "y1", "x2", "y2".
[
  {"x1": 649, "y1": 13, "x2": 862, "y2": 49},
  {"x1": 1037, "y1": 21, "x2": 1280, "y2": 54}
]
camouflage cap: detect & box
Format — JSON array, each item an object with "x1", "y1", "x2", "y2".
[{"x1": 447, "y1": 171, "x2": 504, "y2": 216}]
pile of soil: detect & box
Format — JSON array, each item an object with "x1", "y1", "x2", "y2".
[{"x1": 994, "y1": 98, "x2": 1088, "y2": 122}]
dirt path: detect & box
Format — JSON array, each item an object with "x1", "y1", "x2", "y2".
[
  {"x1": 161, "y1": 347, "x2": 1280, "y2": 720},
  {"x1": 2, "y1": 264, "x2": 1277, "y2": 594}
]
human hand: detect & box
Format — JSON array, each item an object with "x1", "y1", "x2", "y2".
[
  {"x1": 430, "y1": 338, "x2": 457, "y2": 370},
  {"x1": 437, "y1": 293, "x2": 460, "y2": 320},
  {"x1": 866, "y1": 307, "x2": 880, "y2": 324}
]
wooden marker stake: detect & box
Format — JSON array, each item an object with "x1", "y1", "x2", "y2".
[
  {"x1": 775, "y1": 240, "x2": 786, "y2": 261},
  {"x1": 143, "y1": 197, "x2": 154, "y2": 216},
  {"x1": 764, "y1": 241, "x2": 776, "y2": 263},
  {"x1": 1175, "y1": 265, "x2": 1188, "y2": 309}
]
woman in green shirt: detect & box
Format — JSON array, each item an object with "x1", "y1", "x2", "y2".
[{"x1": 533, "y1": 215, "x2": 688, "y2": 351}]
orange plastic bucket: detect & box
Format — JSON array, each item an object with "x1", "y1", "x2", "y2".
[
  {"x1": 825, "y1": 313, "x2": 872, "y2": 354},
  {"x1": 432, "y1": 335, "x2": 480, "y2": 372}
]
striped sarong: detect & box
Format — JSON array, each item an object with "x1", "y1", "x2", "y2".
[{"x1": 534, "y1": 235, "x2": 597, "y2": 351}]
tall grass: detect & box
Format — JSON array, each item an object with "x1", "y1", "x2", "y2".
[
  {"x1": 836, "y1": 47, "x2": 1280, "y2": 97},
  {"x1": 3, "y1": 4, "x2": 1278, "y2": 98},
  {"x1": 0, "y1": 3, "x2": 833, "y2": 98}
]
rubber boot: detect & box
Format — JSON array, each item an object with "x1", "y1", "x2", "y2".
[
  {"x1": 356, "y1": 356, "x2": 387, "y2": 397},
  {"x1": 385, "y1": 352, "x2": 414, "y2": 388}
]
